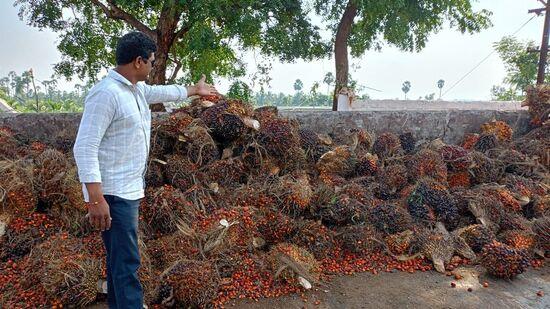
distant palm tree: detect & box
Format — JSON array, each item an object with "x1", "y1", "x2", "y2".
[
  {"x1": 402, "y1": 81, "x2": 411, "y2": 100},
  {"x1": 323, "y1": 72, "x2": 335, "y2": 95},
  {"x1": 294, "y1": 79, "x2": 304, "y2": 92},
  {"x1": 437, "y1": 79, "x2": 445, "y2": 99}
]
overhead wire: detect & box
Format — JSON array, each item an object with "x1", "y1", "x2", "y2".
[{"x1": 442, "y1": 14, "x2": 538, "y2": 98}]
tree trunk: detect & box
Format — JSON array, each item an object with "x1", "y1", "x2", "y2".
[
  {"x1": 148, "y1": 42, "x2": 169, "y2": 85},
  {"x1": 148, "y1": 0, "x2": 180, "y2": 85},
  {"x1": 147, "y1": 0, "x2": 182, "y2": 111},
  {"x1": 147, "y1": 31, "x2": 174, "y2": 111},
  {"x1": 332, "y1": 0, "x2": 357, "y2": 111}
]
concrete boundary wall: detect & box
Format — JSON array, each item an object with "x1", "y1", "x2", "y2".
[
  {"x1": 0, "y1": 110, "x2": 531, "y2": 146},
  {"x1": 280, "y1": 110, "x2": 531, "y2": 144},
  {"x1": 349, "y1": 99, "x2": 524, "y2": 111}
]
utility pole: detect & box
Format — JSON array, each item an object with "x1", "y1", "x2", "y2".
[
  {"x1": 538, "y1": 2, "x2": 550, "y2": 84},
  {"x1": 530, "y1": 1, "x2": 550, "y2": 84}
]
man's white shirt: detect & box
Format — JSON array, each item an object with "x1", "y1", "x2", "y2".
[{"x1": 73, "y1": 69, "x2": 187, "y2": 202}]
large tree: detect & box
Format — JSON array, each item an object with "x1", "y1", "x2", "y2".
[
  {"x1": 14, "y1": 0, "x2": 329, "y2": 85},
  {"x1": 313, "y1": 0, "x2": 492, "y2": 110}
]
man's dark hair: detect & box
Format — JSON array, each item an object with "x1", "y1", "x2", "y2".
[{"x1": 116, "y1": 32, "x2": 157, "y2": 65}]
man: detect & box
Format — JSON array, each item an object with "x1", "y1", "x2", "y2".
[{"x1": 73, "y1": 31, "x2": 218, "y2": 308}]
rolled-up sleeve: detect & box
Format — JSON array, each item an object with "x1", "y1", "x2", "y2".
[
  {"x1": 73, "y1": 90, "x2": 116, "y2": 183},
  {"x1": 142, "y1": 83, "x2": 187, "y2": 104}
]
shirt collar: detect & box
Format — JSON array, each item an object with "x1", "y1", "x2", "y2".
[{"x1": 108, "y1": 69, "x2": 133, "y2": 87}]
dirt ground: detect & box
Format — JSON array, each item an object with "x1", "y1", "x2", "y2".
[
  {"x1": 225, "y1": 266, "x2": 549, "y2": 309},
  {"x1": 89, "y1": 265, "x2": 548, "y2": 309}
]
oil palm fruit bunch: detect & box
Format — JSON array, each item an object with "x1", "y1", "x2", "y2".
[
  {"x1": 480, "y1": 241, "x2": 530, "y2": 279},
  {"x1": 522, "y1": 84, "x2": 550, "y2": 126},
  {"x1": 480, "y1": 120, "x2": 513, "y2": 142},
  {"x1": 372, "y1": 132, "x2": 402, "y2": 160},
  {"x1": 155, "y1": 260, "x2": 219, "y2": 308}
]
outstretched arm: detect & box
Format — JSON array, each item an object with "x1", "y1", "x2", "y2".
[
  {"x1": 143, "y1": 75, "x2": 219, "y2": 104},
  {"x1": 186, "y1": 75, "x2": 219, "y2": 97}
]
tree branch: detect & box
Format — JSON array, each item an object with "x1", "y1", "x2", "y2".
[
  {"x1": 168, "y1": 58, "x2": 183, "y2": 83},
  {"x1": 172, "y1": 2, "x2": 189, "y2": 40},
  {"x1": 175, "y1": 25, "x2": 190, "y2": 40},
  {"x1": 90, "y1": 0, "x2": 157, "y2": 41}
]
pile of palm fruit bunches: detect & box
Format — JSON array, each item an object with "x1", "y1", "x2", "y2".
[{"x1": 0, "y1": 85, "x2": 548, "y2": 308}]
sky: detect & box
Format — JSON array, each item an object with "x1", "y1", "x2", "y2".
[{"x1": 0, "y1": 0, "x2": 547, "y2": 100}]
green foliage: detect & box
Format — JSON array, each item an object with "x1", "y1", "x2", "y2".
[
  {"x1": 490, "y1": 85, "x2": 522, "y2": 101},
  {"x1": 424, "y1": 93, "x2": 435, "y2": 101},
  {"x1": 314, "y1": 0, "x2": 491, "y2": 96},
  {"x1": 254, "y1": 90, "x2": 332, "y2": 108},
  {"x1": 2, "y1": 68, "x2": 366, "y2": 112},
  {"x1": 0, "y1": 71, "x2": 86, "y2": 112},
  {"x1": 0, "y1": 89, "x2": 17, "y2": 110},
  {"x1": 310, "y1": 82, "x2": 320, "y2": 95},
  {"x1": 491, "y1": 36, "x2": 550, "y2": 100},
  {"x1": 314, "y1": 0, "x2": 492, "y2": 56},
  {"x1": 252, "y1": 77, "x2": 369, "y2": 107},
  {"x1": 14, "y1": 0, "x2": 330, "y2": 84},
  {"x1": 227, "y1": 80, "x2": 252, "y2": 102},
  {"x1": 250, "y1": 58, "x2": 273, "y2": 92},
  {"x1": 0, "y1": 77, "x2": 11, "y2": 96},
  {"x1": 1, "y1": 70, "x2": 371, "y2": 112}
]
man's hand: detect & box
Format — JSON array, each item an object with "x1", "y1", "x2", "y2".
[
  {"x1": 85, "y1": 183, "x2": 111, "y2": 231},
  {"x1": 88, "y1": 197, "x2": 111, "y2": 231},
  {"x1": 187, "y1": 74, "x2": 219, "y2": 97}
]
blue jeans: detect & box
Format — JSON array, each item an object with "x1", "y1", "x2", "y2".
[{"x1": 101, "y1": 195, "x2": 143, "y2": 309}]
